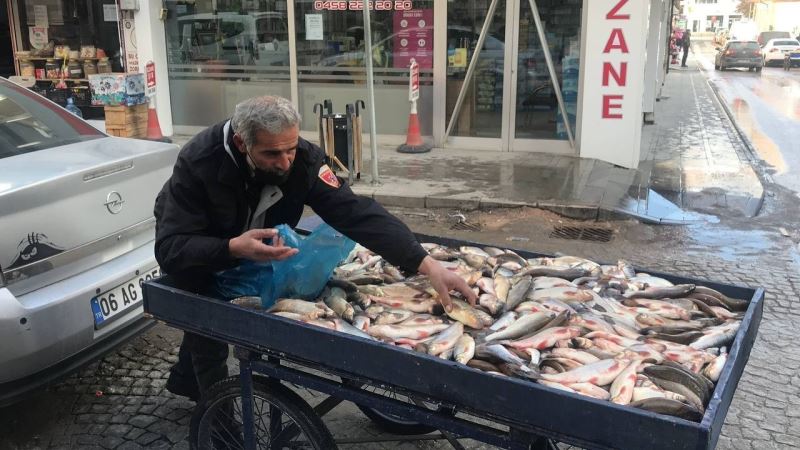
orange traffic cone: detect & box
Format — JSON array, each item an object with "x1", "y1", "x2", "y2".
[
  {"x1": 145, "y1": 98, "x2": 171, "y2": 143},
  {"x1": 397, "y1": 102, "x2": 431, "y2": 154}
]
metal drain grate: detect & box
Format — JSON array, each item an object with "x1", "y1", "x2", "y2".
[{"x1": 550, "y1": 226, "x2": 614, "y2": 242}]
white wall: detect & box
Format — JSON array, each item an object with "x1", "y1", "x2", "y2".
[
  {"x1": 132, "y1": 0, "x2": 173, "y2": 136},
  {"x1": 577, "y1": 0, "x2": 650, "y2": 169}
]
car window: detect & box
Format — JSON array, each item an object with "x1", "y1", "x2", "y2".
[
  {"x1": 774, "y1": 40, "x2": 799, "y2": 46},
  {"x1": 729, "y1": 42, "x2": 759, "y2": 50},
  {"x1": 0, "y1": 80, "x2": 102, "y2": 159}
]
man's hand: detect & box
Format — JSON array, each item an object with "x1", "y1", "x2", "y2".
[
  {"x1": 418, "y1": 255, "x2": 477, "y2": 312},
  {"x1": 228, "y1": 228, "x2": 298, "y2": 262}
]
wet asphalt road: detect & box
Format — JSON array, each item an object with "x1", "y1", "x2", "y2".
[{"x1": 694, "y1": 40, "x2": 800, "y2": 193}]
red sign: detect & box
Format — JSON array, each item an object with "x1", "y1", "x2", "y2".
[
  {"x1": 393, "y1": 9, "x2": 433, "y2": 69},
  {"x1": 146, "y1": 61, "x2": 156, "y2": 88},
  {"x1": 409, "y1": 59, "x2": 419, "y2": 101},
  {"x1": 600, "y1": 0, "x2": 630, "y2": 119}
]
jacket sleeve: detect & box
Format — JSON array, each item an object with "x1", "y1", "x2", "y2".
[
  {"x1": 305, "y1": 161, "x2": 428, "y2": 273},
  {"x1": 154, "y1": 155, "x2": 239, "y2": 275}
]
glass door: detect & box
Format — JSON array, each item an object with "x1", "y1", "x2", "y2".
[
  {"x1": 510, "y1": 0, "x2": 581, "y2": 153},
  {"x1": 443, "y1": 0, "x2": 580, "y2": 153},
  {"x1": 445, "y1": 0, "x2": 508, "y2": 143}
]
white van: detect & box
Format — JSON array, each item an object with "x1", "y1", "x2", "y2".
[{"x1": 729, "y1": 21, "x2": 758, "y2": 42}]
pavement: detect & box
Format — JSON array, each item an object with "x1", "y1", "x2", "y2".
[{"x1": 169, "y1": 48, "x2": 764, "y2": 225}]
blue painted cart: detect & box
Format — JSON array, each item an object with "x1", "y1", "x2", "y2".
[{"x1": 142, "y1": 233, "x2": 764, "y2": 450}]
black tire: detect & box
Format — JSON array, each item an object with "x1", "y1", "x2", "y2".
[
  {"x1": 714, "y1": 64, "x2": 719, "y2": 70},
  {"x1": 720, "y1": 65, "x2": 725, "y2": 71},
  {"x1": 756, "y1": 66, "x2": 762, "y2": 73},
  {"x1": 190, "y1": 376, "x2": 337, "y2": 450},
  {"x1": 341, "y1": 379, "x2": 437, "y2": 435}
]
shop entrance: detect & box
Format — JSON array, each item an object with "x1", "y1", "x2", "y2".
[{"x1": 444, "y1": 0, "x2": 580, "y2": 153}]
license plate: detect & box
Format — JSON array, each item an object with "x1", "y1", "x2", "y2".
[{"x1": 91, "y1": 267, "x2": 160, "y2": 328}]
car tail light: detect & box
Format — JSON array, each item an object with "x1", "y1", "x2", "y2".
[
  {"x1": 725, "y1": 50, "x2": 734, "y2": 56},
  {"x1": 770, "y1": 48, "x2": 780, "y2": 52}
]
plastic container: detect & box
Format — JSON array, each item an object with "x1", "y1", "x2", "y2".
[
  {"x1": 65, "y1": 97, "x2": 83, "y2": 118},
  {"x1": 45, "y1": 59, "x2": 60, "y2": 79},
  {"x1": 67, "y1": 59, "x2": 83, "y2": 79},
  {"x1": 96, "y1": 57, "x2": 112, "y2": 74},
  {"x1": 19, "y1": 58, "x2": 35, "y2": 77},
  {"x1": 83, "y1": 60, "x2": 97, "y2": 76}
]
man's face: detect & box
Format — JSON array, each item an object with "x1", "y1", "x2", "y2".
[{"x1": 234, "y1": 125, "x2": 298, "y2": 183}]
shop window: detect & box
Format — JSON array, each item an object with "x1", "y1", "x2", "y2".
[
  {"x1": 163, "y1": 1, "x2": 292, "y2": 128},
  {"x1": 294, "y1": 1, "x2": 435, "y2": 136}
]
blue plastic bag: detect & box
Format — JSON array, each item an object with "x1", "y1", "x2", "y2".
[
  {"x1": 213, "y1": 260, "x2": 273, "y2": 300},
  {"x1": 212, "y1": 222, "x2": 355, "y2": 309},
  {"x1": 267, "y1": 223, "x2": 356, "y2": 306}
]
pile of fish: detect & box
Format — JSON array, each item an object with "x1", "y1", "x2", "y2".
[{"x1": 266, "y1": 243, "x2": 747, "y2": 422}]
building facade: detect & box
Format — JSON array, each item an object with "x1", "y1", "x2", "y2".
[
  {"x1": 8, "y1": 0, "x2": 677, "y2": 170},
  {"x1": 683, "y1": 0, "x2": 742, "y2": 33}
]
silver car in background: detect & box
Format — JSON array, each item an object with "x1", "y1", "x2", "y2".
[{"x1": 0, "y1": 78, "x2": 179, "y2": 405}]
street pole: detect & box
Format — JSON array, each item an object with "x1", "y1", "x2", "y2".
[{"x1": 362, "y1": 3, "x2": 380, "y2": 185}]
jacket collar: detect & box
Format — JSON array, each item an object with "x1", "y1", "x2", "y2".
[{"x1": 217, "y1": 120, "x2": 246, "y2": 189}]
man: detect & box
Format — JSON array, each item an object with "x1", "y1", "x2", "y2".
[
  {"x1": 154, "y1": 96, "x2": 476, "y2": 400},
  {"x1": 681, "y1": 29, "x2": 691, "y2": 68}
]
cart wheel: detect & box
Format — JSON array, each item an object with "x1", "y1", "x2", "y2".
[
  {"x1": 191, "y1": 376, "x2": 337, "y2": 449},
  {"x1": 341, "y1": 379, "x2": 437, "y2": 435}
]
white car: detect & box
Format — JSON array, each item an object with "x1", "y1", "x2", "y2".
[
  {"x1": 0, "y1": 77, "x2": 179, "y2": 405},
  {"x1": 762, "y1": 38, "x2": 800, "y2": 66}
]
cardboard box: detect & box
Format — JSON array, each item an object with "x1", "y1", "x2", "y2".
[
  {"x1": 89, "y1": 73, "x2": 147, "y2": 106},
  {"x1": 104, "y1": 104, "x2": 148, "y2": 138}
]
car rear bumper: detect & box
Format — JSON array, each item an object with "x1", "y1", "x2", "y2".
[
  {"x1": 720, "y1": 57, "x2": 763, "y2": 67},
  {"x1": 0, "y1": 241, "x2": 159, "y2": 402}
]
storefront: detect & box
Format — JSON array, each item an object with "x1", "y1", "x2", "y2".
[{"x1": 6, "y1": 0, "x2": 127, "y2": 119}]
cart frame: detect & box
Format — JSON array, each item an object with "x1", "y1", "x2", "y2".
[{"x1": 143, "y1": 234, "x2": 764, "y2": 450}]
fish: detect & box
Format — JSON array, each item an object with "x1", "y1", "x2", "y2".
[
  {"x1": 567, "y1": 382, "x2": 611, "y2": 400},
  {"x1": 454, "y1": 334, "x2": 476, "y2": 364},
  {"x1": 460, "y1": 246, "x2": 490, "y2": 258},
  {"x1": 643, "y1": 366, "x2": 708, "y2": 410},
  {"x1": 475, "y1": 344, "x2": 528, "y2": 367},
  {"x1": 427, "y1": 322, "x2": 465, "y2": 356},
  {"x1": 374, "y1": 308, "x2": 416, "y2": 325},
  {"x1": 689, "y1": 321, "x2": 740, "y2": 350},
  {"x1": 494, "y1": 275, "x2": 511, "y2": 302},
  {"x1": 629, "y1": 398, "x2": 704, "y2": 421},
  {"x1": 503, "y1": 276, "x2": 532, "y2": 312},
  {"x1": 503, "y1": 327, "x2": 582, "y2": 350},
  {"x1": 331, "y1": 318, "x2": 375, "y2": 340},
  {"x1": 550, "y1": 348, "x2": 600, "y2": 365},
  {"x1": 399, "y1": 314, "x2": 446, "y2": 326},
  {"x1": 323, "y1": 288, "x2": 356, "y2": 322},
  {"x1": 369, "y1": 295, "x2": 444, "y2": 314},
  {"x1": 693, "y1": 286, "x2": 749, "y2": 312},
  {"x1": 367, "y1": 323, "x2": 450, "y2": 340},
  {"x1": 467, "y1": 359, "x2": 502, "y2": 373},
  {"x1": 531, "y1": 287, "x2": 594, "y2": 303},
  {"x1": 539, "y1": 380, "x2": 578, "y2": 394},
  {"x1": 476, "y1": 277, "x2": 496, "y2": 295},
  {"x1": 446, "y1": 301, "x2": 486, "y2": 329},
  {"x1": 476, "y1": 293, "x2": 502, "y2": 316},
  {"x1": 532, "y1": 277, "x2": 577, "y2": 290},
  {"x1": 625, "y1": 284, "x2": 696, "y2": 299},
  {"x1": 352, "y1": 315, "x2": 370, "y2": 331},
  {"x1": 632, "y1": 386, "x2": 687, "y2": 403},
  {"x1": 540, "y1": 359, "x2": 632, "y2": 386},
  {"x1": 489, "y1": 311, "x2": 518, "y2": 331},
  {"x1": 703, "y1": 349, "x2": 727, "y2": 382},
  {"x1": 269, "y1": 299, "x2": 335, "y2": 319},
  {"x1": 609, "y1": 361, "x2": 639, "y2": 405},
  {"x1": 485, "y1": 312, "x2": 554, "y2": 342}
]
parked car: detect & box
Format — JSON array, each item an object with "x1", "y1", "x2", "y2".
[
  {"x1": 762, "y1": 38, "x2": 800, "y2": 66},
  {"x1": 714, "y1": 40, "x2": 763, "y2": 72},
  {"x1": 0, "y1": 77, "x2": 179, "y2": 406},
  {"x1": 713, "y1": 28, "x2": 729, "y2": 46},
  {"x1": 756, "y1": 31, "x2": 792, "y2": 47}
]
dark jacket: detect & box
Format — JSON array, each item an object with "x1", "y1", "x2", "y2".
[
  {"x1": 154, "y1": 120, "x2": 427, "y2": 277},
  {"x1": 682, "y1": 33, "x2": 691, "y2": 49}
]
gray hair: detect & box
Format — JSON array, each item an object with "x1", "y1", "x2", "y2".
[{"x1": 231, "y1": 96, "x2": 301, "y2": 148}]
